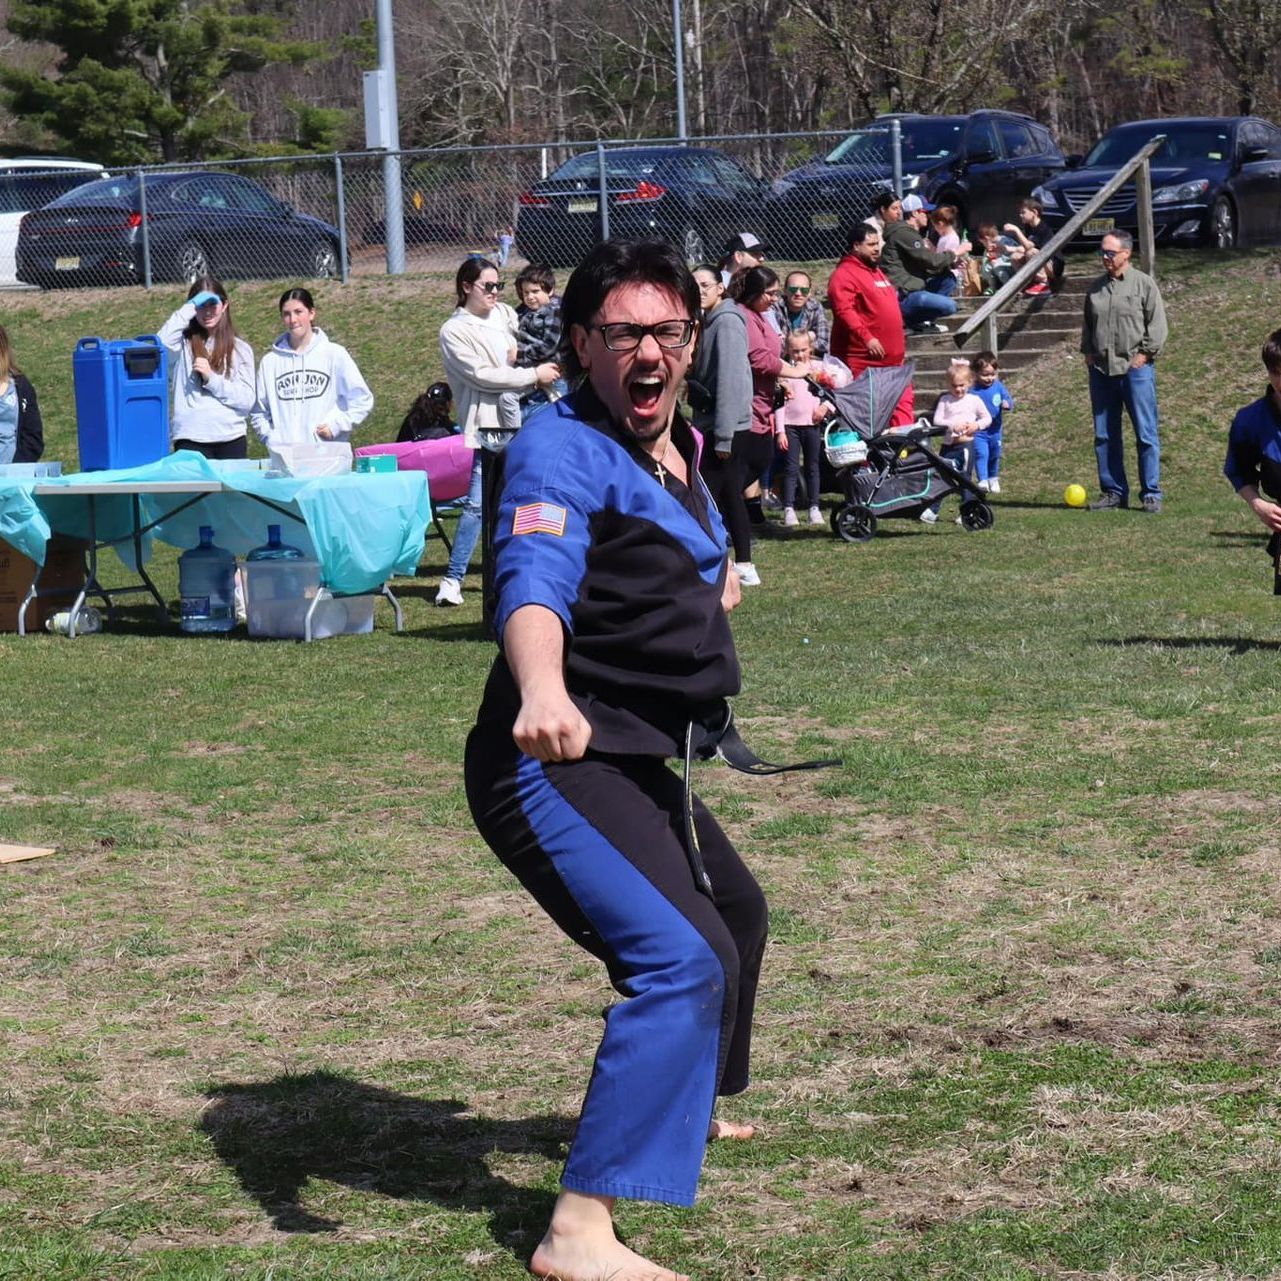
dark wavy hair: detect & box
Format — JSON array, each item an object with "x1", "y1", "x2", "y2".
[
  {"x1": 559, "y1": 239, "x2": 699, "y2": 380},
  {"x1": 454, "y1": 256, "x2": 498, "y2": 306},
  {"x1": 727, "y1": 265, "x2": 778, "y2": 309}
]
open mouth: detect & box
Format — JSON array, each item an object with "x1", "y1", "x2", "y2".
[{"x1": 628, "y1": 374, "x2": 665, "y2": 413}]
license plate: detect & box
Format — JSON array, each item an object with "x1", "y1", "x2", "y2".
[
  {"x1": 567, "y1": 199, "x2": 598, "y2": 214},
  {"x1": 1083, "y1": 217, "x2": 1114, "y2": 237},
  {"x1": 810, "y1": 212, "x2": 840, "y2": 230},
  {"x1": 55, "y1": 256, "x2": 81, "y2": 270}
]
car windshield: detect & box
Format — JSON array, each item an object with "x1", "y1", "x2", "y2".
[
  {"x1": 1084, "y1": 124, "x2": 1234, "y2": 167},
  {"x1": 825, "y1": 121, "x2": 963, "y2": 166},
  {"x1": 45, "y1": 176, "x2": 139, "y2": 207},
  {"x1": 0, "y1": 171, "x2": 101, "y2": 214},
  {"x1": 551, "y1": 152, "x2": 664, "y2": 182}
]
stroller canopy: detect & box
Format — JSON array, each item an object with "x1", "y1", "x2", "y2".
[{"x1": 830, "y1": 362, "x2": 916, "y2": 440}]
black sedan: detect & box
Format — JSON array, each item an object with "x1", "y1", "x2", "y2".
[
  {"x1": 766, "y1": 111, "x2": 1067, "y2": 259},
  {"x1": 516, "y1": 146, "x2": 772, "y2": 267},
  {"x1": 1033, "y1": 117, "x2": 1281, "y2": 249},
  {"x1": 16, "y1": 170, "x2": 344, "y2": 288}
]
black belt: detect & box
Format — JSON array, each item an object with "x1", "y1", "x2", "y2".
[{"x1": 679, "y1": 703, "x2": 841, "y2": 897}]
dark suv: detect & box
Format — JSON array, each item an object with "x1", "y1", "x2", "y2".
[
  {"x1": 766, "y1": 111, "x2": 1066, "y2": 259},
  {"x1": 1033, "y1": 116, "x2": 1281, "y2": 249}
]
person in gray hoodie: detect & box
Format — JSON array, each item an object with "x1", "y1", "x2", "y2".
[
  {"x1": 690, "y1": 265, "x2": 755, "y2": 579},
  {"x1": 156, "y1": 276, "x2": 256, "y2": 459},
  {"x1": 251, "y1": 286, "x2": 373, "y2": 448}
]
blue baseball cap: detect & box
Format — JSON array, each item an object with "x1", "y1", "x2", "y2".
[{"x1": 901, "y1": 194, "x2": 936, "y2": 214}]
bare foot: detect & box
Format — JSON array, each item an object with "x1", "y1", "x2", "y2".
[
  {"x1": 530, "y1": 1190, "x2": 689, "y2": 1281},
  {"x1": 707, "y1": 1118, "x2": 755, "y2": 1141},
  {"x1": 530, "y1": 1234, "x2": 689, "y2": 1281}
]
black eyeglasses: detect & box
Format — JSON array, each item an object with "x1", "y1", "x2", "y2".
[
  {"x1": 592, "y1": 320, "x2": 695, "y2": 351},
  {"x1": 477, "y1": 280, "x2": 505, "y2": 293},
  {"x1": 785, "y1": 285, "x2": 811, "y2": 295},
  {"x1": 1099, "y1": 249, "x2": 1120, "y2": 259}
]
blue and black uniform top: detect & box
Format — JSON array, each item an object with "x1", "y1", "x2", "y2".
[
  {"x1": 477, "y1": 384, "x2": 740, "y2": 758},
  {"x1": 1224, "y1": 388, "x2": 1281, "y2": 501}
]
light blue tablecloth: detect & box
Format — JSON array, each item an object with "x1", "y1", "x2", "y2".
[{"x1": 0, "y1": 452, "x2": 431, "y2": 596}]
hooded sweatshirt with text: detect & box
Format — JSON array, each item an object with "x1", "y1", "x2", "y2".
[{"x1": 250, "y1": 327, "x2": 373, "y2": 446}]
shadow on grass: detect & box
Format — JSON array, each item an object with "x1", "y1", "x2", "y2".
[
  {"x1": 200, "y1": 1069, "x2": 569, "y2": 1238},
  {"x1": 1099, "y1": 634, "x2": 1281, "y2": 653}
]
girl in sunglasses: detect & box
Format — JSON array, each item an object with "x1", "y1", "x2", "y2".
[{"x1": 435, "y1": 256, "x2": 561, "y2": 607}]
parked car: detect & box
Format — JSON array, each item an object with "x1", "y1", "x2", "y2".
[
  {"x1": 0, "y1": 158, "x2": 105, "y2": 287},
  {"x1": 515, "y1": 146, "x2": 772, "y2": 267},
  {"x1": 1033, "y1": 116, "x2": 1281, "y2": 249},
  {"x1": 16, "y1": 170, "x2": 344, "y2": 289},
  {"x1": 766, "y1": 111, "x2": 1067, "y2": 259}
]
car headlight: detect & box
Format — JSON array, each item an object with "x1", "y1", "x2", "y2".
[
  {"x1": 772, "y1": 177, "x2": 796, "y2": 196},
  {"x1": 1030, "y1": 185, "x2": 1054, "y2": 206},
  {"x1": 902, "y1": 173, "x2": 921, "y2": 190},
  {"x1": 1151, "y1": 179, "x2": 1210, "y2": 204}
]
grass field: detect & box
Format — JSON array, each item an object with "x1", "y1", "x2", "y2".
[{"x1": 3, "y1": 250, "x2": 1281, "y2": 1281}]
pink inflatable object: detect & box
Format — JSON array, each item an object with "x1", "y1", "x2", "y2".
[{"x1": 354, "y1": 437, "x2": 475, "y2": 503}]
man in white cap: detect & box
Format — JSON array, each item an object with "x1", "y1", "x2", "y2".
[
  {"x1": 720, "y1": 232, "x2": 769, "y2": 287},
  {"x1": 880, "y1": 193, "x2": 970, "y2": 333}
]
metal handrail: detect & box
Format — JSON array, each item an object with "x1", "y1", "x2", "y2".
[{"x1": 953, "y1": 135, "x2": 1167, "y2": 352}]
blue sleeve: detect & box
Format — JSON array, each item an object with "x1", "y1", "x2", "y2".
[
  {"x1": 493, "y1": 424, "x2": 599, "y2": 639},
  {"x1": 997, "y1": 379, "x2": 1014, "y2": 410},
  {"x1": 1224, "y1": 405, "x2": 1260, "y2": 492}
]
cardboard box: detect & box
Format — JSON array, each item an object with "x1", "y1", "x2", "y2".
[{"x1": 0, "y1": 536, "x2": 87, "y2": 633}]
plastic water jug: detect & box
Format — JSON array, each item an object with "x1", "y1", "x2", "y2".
[
  {"x1": 244, "y1": 525, "x2": 320, "y2": 638},
  {"x1": 178, "y1": 526, "x2": 236, "y2": 633}
]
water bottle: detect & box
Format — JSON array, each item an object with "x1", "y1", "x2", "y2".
[
  {"x1": 246, "y1": 524, "x2": 304, "y2": 565},
  {"x1": 178, "y1": 526, "x2": 236, "y2": 634}
]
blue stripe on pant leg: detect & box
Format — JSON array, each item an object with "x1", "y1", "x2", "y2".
[{"x1": 515, "y1": 754, "x2": 726, "y2": 1206}]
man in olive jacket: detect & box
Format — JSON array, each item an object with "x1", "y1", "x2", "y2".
[
  {"x1": 1081, "y1": 230, "x2": 1168, "y2": 513},
  {"x1": 880, "y1": 193, "x2": 969, "y2": 334}
]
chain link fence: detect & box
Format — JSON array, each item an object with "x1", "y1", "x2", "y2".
[{"x1": 2, "y1": 128, "x2": 902, "y2": 293}]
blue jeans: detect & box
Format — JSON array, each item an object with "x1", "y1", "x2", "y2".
[
  {"x1": 899, "y1": 273, "x2": 958, "y2": 328},
  {"x1": 1089, "y1": 362, "x2": 1161, "y2": 501},
  {"x1": 973, "y1": 428, "x2": 1002, "y2": 481},
  {"x1": 446, "y1": 454, "x2": 483, "y2": 581}
]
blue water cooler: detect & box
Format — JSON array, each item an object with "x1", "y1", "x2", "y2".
[{"x1": 73, "y1": 336, "x2": 169, "y2": 471}]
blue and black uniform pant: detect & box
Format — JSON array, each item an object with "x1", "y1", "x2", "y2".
[{"x1": 464, "y1": 726, "x2": 768, "y2": 1206}]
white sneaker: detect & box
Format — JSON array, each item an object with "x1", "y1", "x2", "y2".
[
  {"x1": 808, "y1": 506, "x2": 824, "y2": 526},
  {"x1": 919, "y1": 509, "x2": 939, "y2": 524},
  {"x1": 977, "y1": 479, "x2": 990, "y2": 492},
  {"x1": 735, "y1": 561, "x2": 762, "y2": 587},
  {"x1": 783, "y1": 507, "x2": 799, "y2": 528},
  {"x1": 434, "y1": 576, "x2": 463, "y2": 607},
  {"x1": 988, "y1": 478, "x2": 1001, "y2": 494}
]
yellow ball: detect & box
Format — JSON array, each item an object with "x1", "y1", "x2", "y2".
[{"x1": 1064, "y1": 483, "x2": 1088, "y2": 508}]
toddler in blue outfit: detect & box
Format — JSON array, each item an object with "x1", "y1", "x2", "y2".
[{"x1": 970, "y1": 350, "x2": 1013, "y2": 494}]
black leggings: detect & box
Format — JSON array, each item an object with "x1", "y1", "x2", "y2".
[
  {"x1": 701, "y1": 430, "x2": 771, "y2": 562},
  {"x1": 173, "y1": 437, "x2": 248, "y2": 460}
]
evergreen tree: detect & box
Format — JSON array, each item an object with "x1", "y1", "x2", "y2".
[{"x1": 1, "y1": 0, "x2": 321, "y2": 163}]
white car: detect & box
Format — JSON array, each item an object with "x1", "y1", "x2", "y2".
[{"x1": 0, "y1": 158, "x2": 106, "y2": 286}]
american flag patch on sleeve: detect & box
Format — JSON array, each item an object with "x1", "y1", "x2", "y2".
[{"x1": 512, "y1": 501, "x2": 568, "y2": 537}]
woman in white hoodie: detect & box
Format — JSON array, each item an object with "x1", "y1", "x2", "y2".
[
  {"x1": 433, "y1": 256, "x2": 559, "y2": 607},
  {"x1": 157, "y1": 276, "x2": 256, "y2": 458},
  {"x1": 251, "y1": 287, "x2": 373, "y2": 447}
]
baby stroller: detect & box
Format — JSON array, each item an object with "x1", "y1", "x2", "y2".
[{"x1": 818, "y1": 362, "x2": 995, "y2": 542}]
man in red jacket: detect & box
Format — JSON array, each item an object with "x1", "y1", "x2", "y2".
[{"x1": 827, "y1": 222, "x2": 914, "y2": 426}]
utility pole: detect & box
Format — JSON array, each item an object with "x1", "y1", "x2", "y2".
[
  {"x1": 366, "y1": 0, "x2": 405, "y2": 274},
  {"x1": 673, "y1": 0, "x2": 688, "y2": 141}
]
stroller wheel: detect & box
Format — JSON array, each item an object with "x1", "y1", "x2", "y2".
[
  {"x1": 959, "y1": 500, "x2": 995, "y2": 531},
  {"x1": 833, "y1": 502, "x2": 877, "y2": 543}
]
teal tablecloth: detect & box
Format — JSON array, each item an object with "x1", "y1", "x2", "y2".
[{"x1": 0, "y1": 452, "x2": 431, "y2": 597}]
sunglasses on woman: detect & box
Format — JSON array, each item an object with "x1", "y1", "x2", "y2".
[{"x1": 476, "y1": 280, "x2": 505, "y2": 294}]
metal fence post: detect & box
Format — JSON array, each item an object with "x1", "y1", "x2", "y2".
[
  {"x1": 1135, "y1": 158, "x2": 1156, "y2": 276},
  {"x1": 890, "y1": 119, "x2": 903, "y2": 198},
  {"x1": 596, "y1": 142, "x2": 610, "y2": 241},
  {"x1": 334, "y1": 154, "x2": 350, "y2": 284},
  {"x1": 138, "y1": 169, "x2": 152, "y2": 289}
]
